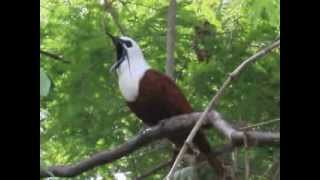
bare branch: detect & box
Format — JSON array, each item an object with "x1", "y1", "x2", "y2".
[
  {"x1": 207, "y1": 112, "x2": 280, "y2": 146},
  {"x1": 240, "y1": 118, "x2": 280, "y2": 131},
  {"x1": 165, "y1": 0, "x2": 177, "y2": 79},
  {"x1": 40, "y1": 111, "x2": 279, "y2": 178},
  {"x1": 40, "y1": 49, "x2": 70, "y2": 64},
  {"x1": 166, "y1": 39, "x2": 280, "y2": 179}
]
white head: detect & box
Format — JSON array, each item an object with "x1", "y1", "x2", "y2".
[{"x1": 109, "y1": 35, "x2": 150, "y2": 102}]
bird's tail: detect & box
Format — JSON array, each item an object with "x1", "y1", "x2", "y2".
[
  {"x1": 168, "y1": 131, "x2": 225, "y2": 179},
  {"x1": 194, "y1": 131, "x2": 225, "y2": 179}
]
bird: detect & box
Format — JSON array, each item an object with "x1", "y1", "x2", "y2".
[{"x1": 107, "y1": 33, "x2": 224, "y2": 178}]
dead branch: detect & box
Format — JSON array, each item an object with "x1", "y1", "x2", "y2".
[
  {"x1": 40, "y1": 111, "x2": 279, "y2": 178},
  {"x1": 240, "y1": 118, "x2": 280, "y2": 131},
  {"x1": 166, "y1": 39, "x2": 280, "y2": 179}
]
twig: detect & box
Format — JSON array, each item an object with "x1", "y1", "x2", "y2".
[
  {"x1": 165, "y1": 0, "x2": 176, "y2": 80},
  {"x1": 166, "y1": 39, "x2": 280, "y2": 179},
  {"x1": 40, "y1": 49, "x2": 70, "y2": 64},
  {"x1": 240, "y1": 118, "x2": 280, "y2": 131}
]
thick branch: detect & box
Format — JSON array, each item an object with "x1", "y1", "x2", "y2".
[
  {"x1": 207, "y1": 112, "x2": 280, "y2": 146},
  {"x1": 40, "y1": 111, "x2": 279, "y2": 178},
  {"x1": 40, "y1": 49, "x2": 70, "y2": 63},
  {"x1": 165, "y1": 0, "x2": 177, "y2": 79},
  {"x1": 167, "y1": 39, "x2": 280, "y2": 179}
]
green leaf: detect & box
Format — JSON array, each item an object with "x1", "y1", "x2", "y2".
[{"x1": 40, "y1": 68, "x2": 51, "y2": 97}]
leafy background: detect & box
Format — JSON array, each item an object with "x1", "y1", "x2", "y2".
[{"x1": 40, "y1": 0, "x2": 279, "y2": 179}]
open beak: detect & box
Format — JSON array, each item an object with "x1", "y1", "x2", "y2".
[
  {"x1": 106, "y1": 32, "x2": 125, "y2": 73},
  {"x1": 106, "y1": 32, "x2": 117, "y2": 45},
  {"x1": 109, "y1": 58, "x2": 125, "y2": 72}
]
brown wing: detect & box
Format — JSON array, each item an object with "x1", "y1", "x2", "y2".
[
  {"x1": 154, "y1": 70, "x2": 193, "y2": 115},
  {"x1": 127, "y1": 69, "x2": 192, "y2": 126}
]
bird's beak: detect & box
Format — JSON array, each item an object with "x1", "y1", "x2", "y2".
[
  {"x1": 106, "y1": 32, "x2": 117, "y2": 45},
  {"x1": 106, "y1": 32, "x2": 125, "y2": 73},
  {"x1": 109, "y1": 58, "x2": 125, "y2": 73}
]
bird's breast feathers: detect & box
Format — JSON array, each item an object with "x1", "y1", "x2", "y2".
[{"x1": 118, "y1": 61, "x2": 150, "y2": 102}]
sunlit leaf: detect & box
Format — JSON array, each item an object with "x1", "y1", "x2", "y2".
[{"x1": 40, "y1": 67, "x2": 51, "y2": 97}]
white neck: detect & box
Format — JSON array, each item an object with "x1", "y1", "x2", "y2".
[{"x1": 117, "y1": 51, "x2": 150, "y2": 102}]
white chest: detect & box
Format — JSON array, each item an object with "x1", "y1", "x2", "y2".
[
  {"x1": 117, "y1": 60, "x2": 150, "y2": 102},
  {"x1": 118, "y1": 71, "x2": 140, "y2": 102}
]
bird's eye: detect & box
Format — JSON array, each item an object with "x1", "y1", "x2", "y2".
[{"x1": 123, "y1": 40, "x2": 132, "y2": 48}]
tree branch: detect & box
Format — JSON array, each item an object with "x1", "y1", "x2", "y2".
[
  {"x1": 207, "y1": 111, "x2": 280, "y2": 146},
  {"x1": 40, "y1": 111, "x2": 279, "y2": 178},
  {"x1": 40, "y1": 49, "x2": 70, "y2": 64},
  {"x1": 240, "y1": 118, "x2": 280, "y2": 131},
  {"x1": 166, "y1": 39, "x2": 280, "y2": 179},
  {"x1": 165, "y1": 0, "x2": 177, "y2": 79}
]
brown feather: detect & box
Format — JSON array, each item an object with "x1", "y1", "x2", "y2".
[{"x1": 127, "y1": 69, "x2": 224, "y2": 177}]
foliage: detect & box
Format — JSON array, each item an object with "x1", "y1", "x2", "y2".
[
  {"x1": 40, "y1": 0, "x2": 279, "y2": 179},
  {"x1": 40, "y1": 67, "x2": 51, "y2": 97}
]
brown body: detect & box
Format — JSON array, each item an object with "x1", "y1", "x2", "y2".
[{"x1": 127, "y1": 70, "x2": 224, "y2": 176}]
